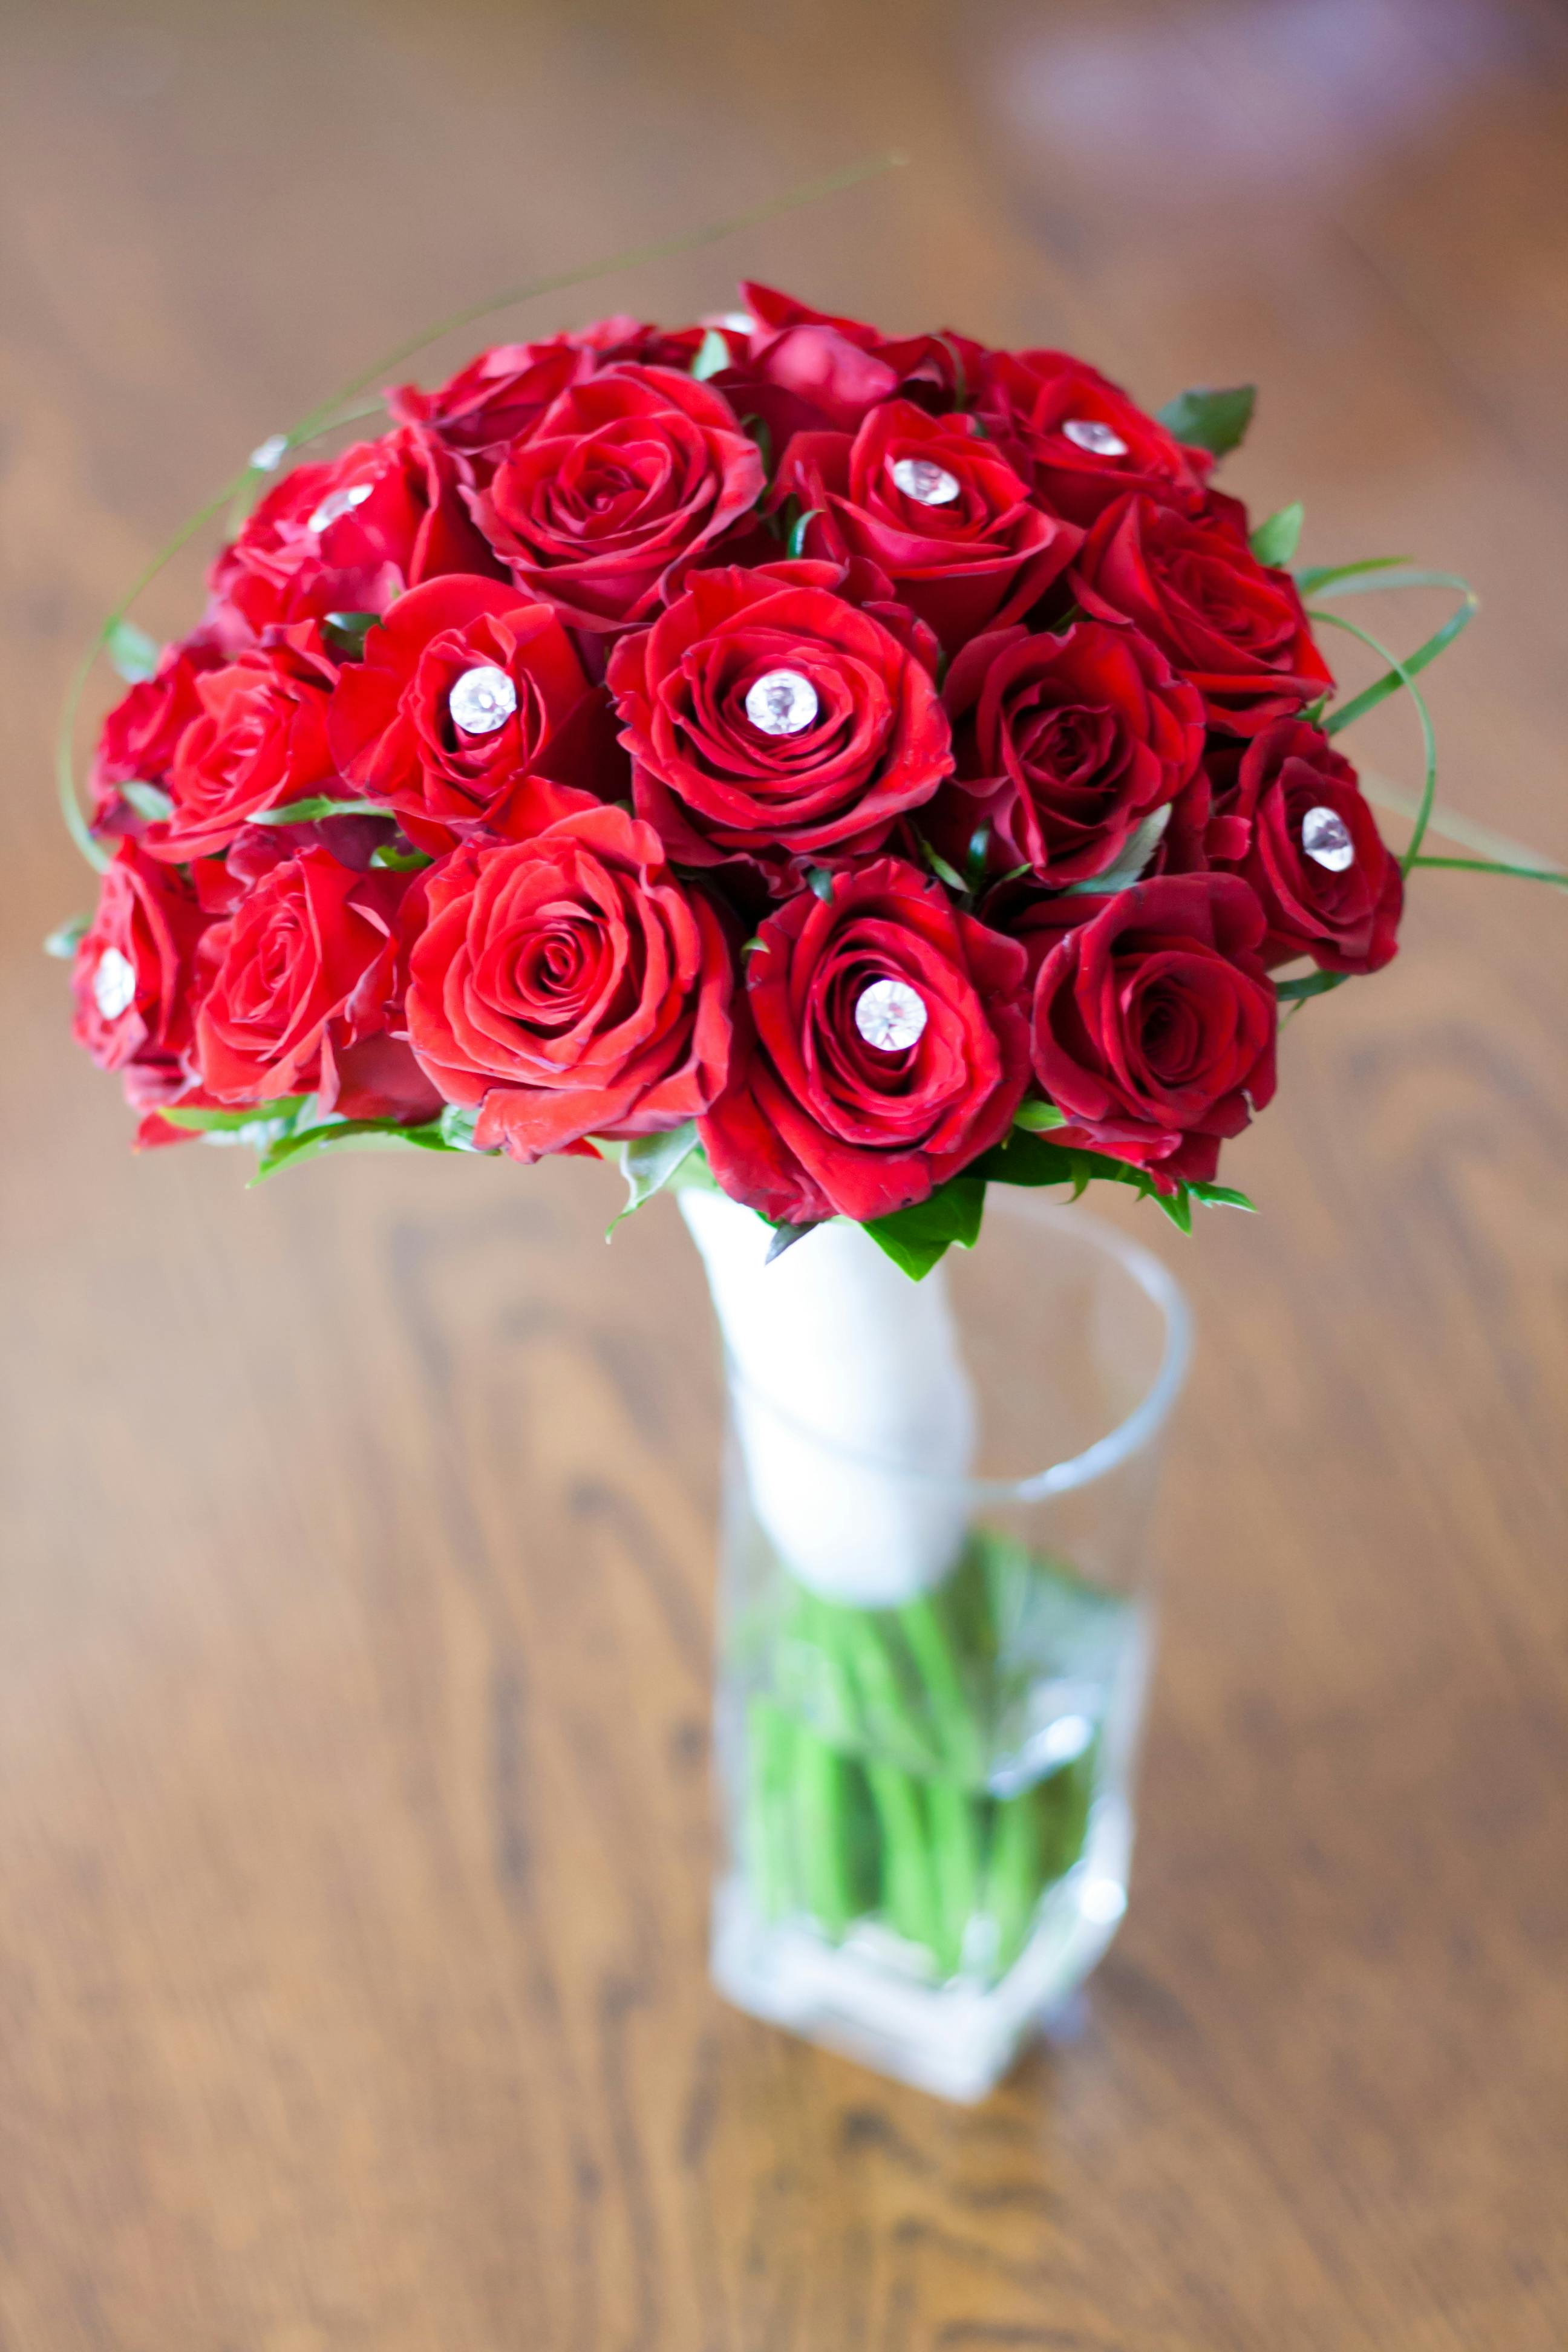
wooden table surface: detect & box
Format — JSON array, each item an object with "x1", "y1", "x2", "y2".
[{"x1": 3, "y1": 2, "x2": 1566, "y2": 2344}]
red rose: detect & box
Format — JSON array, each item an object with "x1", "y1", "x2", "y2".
[
  {"x1": 976, "y1": 351, "x2": 1210, "y2": 524},
  {"x1": 209, "y1": 425, "x2": 501, "y2": 640},
  {"x1": 700, "y1": 857, "x2": 1030, "y2": 1226},
  {"x1": 72, "y1": 843, "x2": 206, "y2": 1082},
  {"x1": 937, "y1": 619, "x2": 1204, "y2": 884},
  {"x1": 89, "y1": 634, "x2": 227, "y2": 836},
  {"x1": 143, "y1": 624, "x2": 338, "y2": 862},
  {"x1": 1209, "y1": 720, "x2": 1403, "y2": 973},
  {"x1": 473, "y1": 364, "x2": 765, "y2": 632},
  {"x1": 193, "y1": 848, "x2": 414, "y2": 1107},
  {"x1": 1027, "y1": 874, "x2": 1277, "y2": 1187},
  {"x1": 405, "y1": 805, "x2": 733, "y2": 1160},
  {"x1": 609, "y1": 562, "x2": 953, "y2": 878},
  {"x1": 726, "y1": 284, "x2": 984, "y2": 445},
  {"x1": 1071, "y1": 491, "x2": 1332, "y2": 735},
  {"x1": 779, "y1": 399, "x2": 1079, "y2": 655},
  {"x1": 327, "y1": 576, "x2": 618, "y2": 848}
]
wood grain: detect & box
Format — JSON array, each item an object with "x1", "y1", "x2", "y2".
[{"x1": 2, "y1": 1, "x2": 1566, "y2": 2345}]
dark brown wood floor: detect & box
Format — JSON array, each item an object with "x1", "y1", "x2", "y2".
[{"x1": 2, "y1": 2, "x2": 1566, "y2": 2345}]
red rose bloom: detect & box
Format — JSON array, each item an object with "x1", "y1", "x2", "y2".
[
  {"x1": 193, "y1": 848, "x2": 414, "y2": 1108},
  {"x1": 73, "y1": 843, "x2": 206, "y2": 1081},
  {"x1": 700, "y1": 857, "x2": 1030, "y2": 1226},
  {"x1": 144, "y1": 623, "x2": 338, "y2": 862},
  {"x1": 209, "y1": 425, "x2": 501, "y2": 640},
  {"x1": 388, "y1": 319, "x2": 713, "y2": 480},
  {"x1": 976, "y1": 351, "x2": 1210, "y2": 524},
  {"x1": 609, "y1": 562, "x2": 953, "y2": 878},
  {"x1": 405, "y1": 805, "x2": 733, "y2": 1160},
  {"x1": 89, "y1": 635, "x2": 227, "y2": 836},
  {"x1": 473, "y1": 364, "x2": 765, "y2": 632},
  {"x1": 1210, "y1": 719, "x2": 1403, "y2": 973},
  {"x1": 1027, "y1": 874, "x2": 1277, "y2": 1187},
  {"x1": 715, "y1": 283, "x2": 984, "y2": 446},
  {"x1": 937, "y1": 619, "x2": 1204, "y2": 883},
  {"x1": 779, "y1": 399, "x2": 1080, "y2": 655},
  {"x1": 1071, "y1": 491, "x2": 1332, "y2": 736},
  {"x1": 327, "y1": 576, "x2": 618, "y2": 848}
]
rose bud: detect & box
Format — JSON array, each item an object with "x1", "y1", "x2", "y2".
[
  {"x1": 404, "y1": 805, "x2": 733, "y2": 1161},
  {"x1": 1025, "y1": 873, "x2": 1278, "y2": 1188},
  {"x1": 193, "y1": 848, "x2": 422, "y2": 1111},
  {"x1": 140, "y1": 623, "x2": 339, "y2": 863},
  {"x1": 1070, "y1": 491, "x2": 1333, "y2": 736},
  {"x1": 1207, "y1": 720, "x2": 1403, "y2": 975},
  {"x1": 209, "y1": 424, "x2": 502, "y2": 642},
  {"x1": 72, "y1": 843, "x2": 207, "y2": 1082},
  {"x1": 609, "y1": 561, "x2": 953, "y2": 881},
  {"x1": 936, "y1": 619, "x2": 1204, "y2": 885},
  {"x1": 699, "y1": 857, "x2": 1030, "y2": 1227},
  {"x1": 777, "y1": 399, "x2": 1080, "y2": 656},
  {"x1": 327, "y1": 576, "x2": 621, "y2": 850},
  {"x1": 975, "y1": 351, "x2": 1211, "y2": 524},
  {"x1": 472, "y1": 364, "x2": 765, "y2": 633}
]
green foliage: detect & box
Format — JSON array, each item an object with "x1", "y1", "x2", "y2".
[
  {"x1": 863, "y1": 1177, "x2": 986, "y2": 1281},
  {"x1": 1065, "y1": 803, "x2": 1171, "y2": 895},
  {"x1": 1155, "y1": 383, "x2": 1256, "y2": 457},
  {"x1": 1012, "y1": 1099, "x2": 1067, "y2": 1132},
  {"x1": 615, "y1": 1122, "x2": 701, "y2": 1223},
  {"x1": 250, "y1": 1115, "x2": 457, "y2": 1182},
  {"x1": 323, "y1": 610, "x2": 381, "y2": 658},
  {"x1": 44, "y1": 915, "x2": 90, "y2": 959},
  {"x1": 163, "y1": 1095, "x2": 313, "y2": 1133},
  {"x1": 1250, "y1": 501, "x2": 1304, "y2": 567},
  {"x1": 369, "y1": 840, "x2": 434, "y2": 871},
  {"x1": 118, "y1": 780, "x2": 173, "y2": 823},
  {"x1": 247, "y1": 796, "x2": 393, "y2": 826},
  {"x1": 105, "y1": 618, "x2": 160, "y2": 684},
  {"x1": 689, "y1": 326, "x2": 731, "y2": 381},
  {"x1": 787, "y1": 505, "x2": 823, "y2": 559},
  {"x1": 1274, "y1": 969, "x2": 1347, "y2": 1002}
]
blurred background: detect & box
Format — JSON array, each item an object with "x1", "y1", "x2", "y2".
[{"x1": 2, "y1": 2, "x2": 1566, "y2": 2347}]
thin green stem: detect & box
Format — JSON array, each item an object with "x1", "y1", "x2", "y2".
[{"x1": 1408, "y1": 855, "x2": 1568, "y2": 887}]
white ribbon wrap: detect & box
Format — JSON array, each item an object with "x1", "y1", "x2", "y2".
[{"x1": 679, "y1": 1189, "x2": 976, "y2": 1607}]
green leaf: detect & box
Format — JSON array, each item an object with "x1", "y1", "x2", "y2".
[
  {"x1": 1013, "y1": 1099, "x2": 1067, "y2": 1132},
  {"x1": 324, "y1": 610, "x2": 381, "y2": 658},
  {"x1": 965, "y1": 822, "x2": 992, "y2": 893},
  {"x1": 613, "y1": 1122, "x2": 700, "y2": 1226},
  {"x1": 1066, "y1": 803, "x2": 1171, "y2": 895},
  {"x1": 765, "y1": 1221, "x2": 815, "y2": 1263},
  {"x1": 1274, "y1": 969, "x2": 1347, "y2": 1002},
  {"x1": 250, "y1": 1116, "x2": 455, "y2": 1181},
  {"x1": 788, "y1": 505, "x2": 823, "y2": 560},
  {"x1": 162, "y1": 1094, "x2": 313, "y2": 1133},
  {"x1": 105, "y1": 618, "x2": 160, "y2": 684},
  {"x1": 1148, "y1": 1184, "x2": 1194, "y2": 1235},
  {"x1": 690, "y1": 326, "x2": 732, "y2": 382},
  {"x1": 118, "y1": 780, "x2": 174, "y2": 823},
  {"x1": 1250, "y1": 501, "x2": 1303, "y2": 567},
  {"x1": 1188, "y1": 1180, "x2": 1257, "y2": 1212},
  {"x1": 1155, "y1": 384, "x2": 1256, "y2": 458},
  {"x1": 805, "y1": 865, "x2": 836, "y2": 903},
  {"x1": 370, "y1": 840, "x2": 434, "y2": 871},
  {"x1": 437, "y1": 1102, "x2": 483, "y2": 1149},
  {"x1": 863, "y1": 1177, "x2": 986, "y2": 1281},
  {"x1": 911, "y1": 831, "x2": 968, "y2": 895},
  {"x1": 247, "y1": 796, "x2": 393, "y2": 826},
  {"x1": 1299, "y1": 563, "x2": 1468, "y2": 602},
  {"x1": 44, "y1": 915, "x2": 90, "y2": 959}
]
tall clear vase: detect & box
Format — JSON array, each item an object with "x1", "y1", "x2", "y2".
[{"x1": 682, "y1": 1187, "x2": 1191, "y2": 2103}]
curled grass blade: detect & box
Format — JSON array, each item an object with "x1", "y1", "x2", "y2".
[{"x1": 1310, "y1": 601, "x2": 1461, "y2": 873}]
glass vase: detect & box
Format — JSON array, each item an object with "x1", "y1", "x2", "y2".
[{"x1": 683, "y1": 1187, "x2": 1191, "y2": 2103}]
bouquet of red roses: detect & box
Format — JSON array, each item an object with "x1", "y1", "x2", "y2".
[{"x1": 61, "y1": 282, "x2": 1472, "y2": 1272}]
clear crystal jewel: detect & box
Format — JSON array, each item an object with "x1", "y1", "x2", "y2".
[
  {"x1": 745, "y1": 669, "x2": 819, "y2": 736},
  {"x1": 249, "y1": 433, "x2": 289, "y2": 473},
  {"x1": 854, "y1": 976, "x2": 928, "y2": 1053},
  {"x1": 1301, "y1": 804, "x2": 1355, "y2": 872},
  {"x1": 92, "y1": 946, "x2": 136, "y2": 1022},
  {"x1": 307, "y1": 481, "x2": 374, "y2": 534},
  {"x1": 1062, "y1": 417, "x2": 1129, "y2": 458},
  {"x1": 889, "y1": 454, "x2": 961, "y2": 506},
  {"x1": 448, "y1": 665, "x2": 518, "y2": 736}
]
